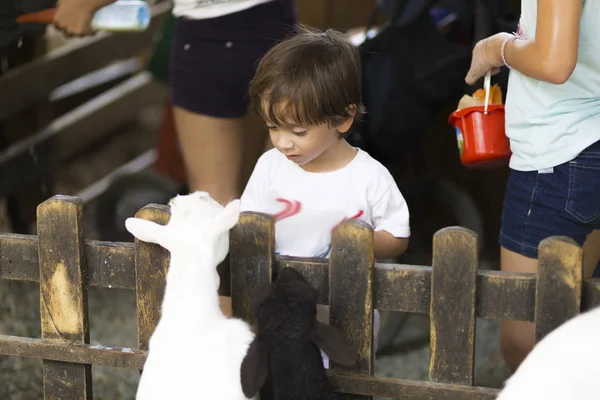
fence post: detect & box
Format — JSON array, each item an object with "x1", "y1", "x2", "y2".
[
  {"x1": 329, "y1": 219, "x2": 374, "y2": 400},
  {"x1": 230, "y1": 212, "x2": 275, "y2": 324},
  {"x1": 429, "y1": 227, "x2": 478, "y2": 386},
  {"x1": 535, "y1": 236, "x2": 583, "y2": 342},
  {"x1": 133, "y1": 204, "x2": 171, "y2": 352},
  {"x1": 37, "y1": 195, "x2": 92, "y2": 399},
  {"x1": 230, "y1": 212, "x2": 275, "y2": 400}
]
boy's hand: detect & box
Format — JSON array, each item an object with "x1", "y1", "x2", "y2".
[{"x1": 53, "y1": 0, "x2": 117, "y2": 37}]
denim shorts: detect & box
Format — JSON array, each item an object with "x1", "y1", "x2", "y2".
[
  {"x1": 500, "y1": 140, "x2": 600, "y2": 260},
  {"x1": 170, "y1": 0, "x2": 297, "y2": 118}
]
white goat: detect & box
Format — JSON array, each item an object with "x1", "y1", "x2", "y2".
[
  {"x1": 497, "y1": 305, "x2": 600, "y2": 400},
  {"x1": 126, "y1": 191, "x2": 255, "y2": 400}
]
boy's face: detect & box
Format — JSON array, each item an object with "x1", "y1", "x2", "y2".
[
  {"x1": 267, "y1": 122, "x2": 340, "y2": 166},
  {"x1": 263, "y1": 103, "x2": 354, "y2": 168}
]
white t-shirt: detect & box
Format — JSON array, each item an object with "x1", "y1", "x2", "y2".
[
  {"x1": 173, "y1": 0, "x2": 275, "y2": 20},
  {"x1": 241, "y1": 148, "x2": 411, "y2": 258},
  {"x1": 505, "y1": 0, "x2": 600, "y2": 171}
]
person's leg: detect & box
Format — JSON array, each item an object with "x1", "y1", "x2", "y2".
[
  {"x1": 497, "y1": 159, "x2": 599, "y2": 372},
  {"x1": 170, "y1": 19, "x2": 248, "y2": 318},
  {"x1": 499, "y1": 247, "x2": 537, "y2": 372},
  {"x1": 173, "y1": 107, "x2": 245, "y2": 204},
  {"x1": 499, "y1": 170, "x2": 539, "y2": 371},
  {"x1": 170, "y1": 1, "x2": 296, "y2": 202},
  {"x1": 240, "y1": 104, "x2": 269, "y2": 190},
  {"x1": 582, "y1": 229, "x2": 600, "y2": 278},
  {"x1": 170, "y1": 3, "x2": 297, "y2": 318},
  {"x1": 173, "y1": 109, "x2": 244, "y2": 317},
  {"x1": 174, "y1": 102, "x2": 270, "y2": 208},
  {"x1": 568, "y1": 143, "x2": 600, "y2": 279}
]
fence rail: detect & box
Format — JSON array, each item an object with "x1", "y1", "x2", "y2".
[{"x1": 0, "y1": 195, "x2": 599, "y2": 399}]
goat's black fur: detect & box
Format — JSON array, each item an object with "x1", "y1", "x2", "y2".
[{"x1": 240, "y1": 267, "x2": 356, "y2": 400}]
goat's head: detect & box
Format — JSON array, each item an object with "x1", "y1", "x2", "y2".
[
  {"x1": 125, "y1": 191, "x2": 240, "y2": 265},
  {"x1": 255, "y1": 267, "x2": 319, "y2": 340}
]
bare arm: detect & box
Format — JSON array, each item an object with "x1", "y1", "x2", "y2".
[
  {"x1": 374, "y1": 231, "x2": 408, "y2": 260},
  {"x1": 503, "y1": 0, "x2": 582, "y2": 84},
  {"x1": 466, "y1": 0, "x2": 582, "y2": 85}
]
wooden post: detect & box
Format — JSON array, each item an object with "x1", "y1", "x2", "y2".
[
  {"x1": 329, "y1": 219, "x2": 374, "y2": 400},
  {"x1": 230, "y1": 212, "x2": 275, "y2": 323},
  {"x1": 429, "y1": 227, "x2": 478, "y2": 386},
  {"x1": 230, "y1": 212, "x2": 275, "y2": 400},
  {"x1": 535, "y1": 236, "x2": 583, "y2": 342},
  {"x1": 133, "y1": 204, "x2": 170, "y2": 351},
  {"x1": 37, "y1": 195, "x2": 92, "y2": 399}
]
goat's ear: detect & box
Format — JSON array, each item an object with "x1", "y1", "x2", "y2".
[
  {"x1": 213, "y1": 199, "x2": 241, "y2": 234},
  {"x1": 240, "y1": 338, "x2": 269, "y2": 398},
  {"x1": 125, "y1": 218, "x2": 167, "y2": 247},
  {"x1": 311, "y1": 322, "x2": 356, "y2": 367}
]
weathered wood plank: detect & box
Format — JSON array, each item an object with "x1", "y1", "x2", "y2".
[
  {"x1": 0, "y1": 335, "x2": 146, "y2": 370},
  {"x1": 230, "y1": 212, "x2": 275, "y2": 323},
  {"x1": 430, "y1": 227, "x2": 478, "y2": 385},
  {"x1": 276, "y1": 256, "x2": 329, "y2": 305},
  {"x1": 375, "y1": 263, "x2": 430, "y2": 313},
  {"x1": 329, "y1": 371, "x2": 499, "y2": 400},
  {"x1": 0, "y1": 72, "x2": 166, "y2": 197},
  {"x1": 0, "y1": 234, "x2": 137, "y2": 290},
  {"x1": 230, "y1": 212, "x2": 276, "y2": 400},
  {"x1": 477, "y1": 270, "x2": 535, "y2": 321},
  {"x1": 134, "y1": 204, "x2": 171, "y2": 351},
  {"x1": 37, "y1": 195, "x2": 92, "y2": 399},
  {"x1": 329, "y1": 219, "x2": 374, "y2": 400},
  {"x1": 0, "y1": 234, "x2": 217, "y2": 292},
  {"x1": 0, "y1": 334, "x2": 502, "y2": 399},
  {"x1": 0, "y1": 1, "x2": 171, "y2": 120},
  {"x1": 3, "y1": 238, "x2": 600, "y2": 315},
  {"x1": 0, "y1": 234, "x2": 40, "y2": 281},
  {"x1": 86, "y1": 240, "x2": 135, "y2": 289},
  {"x1": 535, "y1": 236, "x2": 583, "y2": 342}
]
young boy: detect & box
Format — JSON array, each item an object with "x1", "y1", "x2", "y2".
[{"x1": 240, "y1": 26, "x2": 410, "y2": 365}]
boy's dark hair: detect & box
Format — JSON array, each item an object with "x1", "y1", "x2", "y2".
[{"x1": 249, "y1": 25, "x2": 366, "y2": 132}]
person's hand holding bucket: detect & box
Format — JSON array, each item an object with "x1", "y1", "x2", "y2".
[
  {"x1": 464, "y1": 32, "x2": 514, "y2": 85},
  {"x1": 448, "y1": 70, "x2": 511, "y2": 169}
]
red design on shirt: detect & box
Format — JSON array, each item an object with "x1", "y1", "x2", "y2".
[
  {"x1": 330, "y1": 210, "x2": 364, "y2": 232},
  {"x1": 274, "y1": 198, "x2": 302, "y2": 221}
]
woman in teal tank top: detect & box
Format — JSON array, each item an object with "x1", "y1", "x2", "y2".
[{"x1": 466, "y1": 0, "x2": 600, "y2": 374}]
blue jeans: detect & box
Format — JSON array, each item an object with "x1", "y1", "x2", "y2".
[{"x1": 500, "y1": 140, "x2": 600, "y2": 277}]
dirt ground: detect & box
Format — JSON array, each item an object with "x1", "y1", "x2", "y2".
[{"x1": 0, "y1": 28, "x2": 510, "y2": 400}]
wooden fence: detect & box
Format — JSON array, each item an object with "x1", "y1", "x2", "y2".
[{"x1": 0, "y1": 195, "x2": 599, "y2": 399}]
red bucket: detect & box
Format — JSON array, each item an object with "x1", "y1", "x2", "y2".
[{"x1": 448, "y1": 104, "x2": 511, "y2": 169}]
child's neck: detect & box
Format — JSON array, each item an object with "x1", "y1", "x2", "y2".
[{"x1": 301, "y1": 139, "x2": 357, "y2": 173}]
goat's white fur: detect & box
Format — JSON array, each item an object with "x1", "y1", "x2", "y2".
[
  {"x1": 127, "y1": 191, "x2": 255, "y2": 400},
  {"x1": 497, "y1": 305, "x2": 600, "y2": 400}
]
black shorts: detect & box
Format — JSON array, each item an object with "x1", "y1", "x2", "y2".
[{"x1": 170, "y1": 0, "x2": 297, "y2": 118}]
